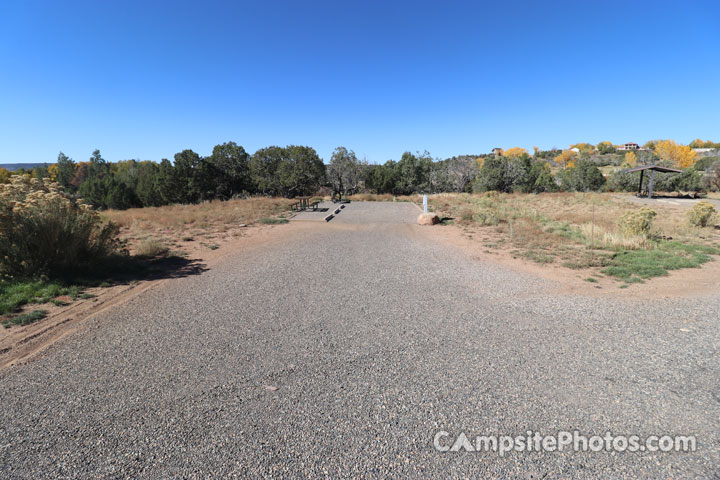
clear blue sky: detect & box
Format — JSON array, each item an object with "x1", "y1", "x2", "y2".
[{"x1": 1, "y1": 0, "x2": 718, "y2": 165}]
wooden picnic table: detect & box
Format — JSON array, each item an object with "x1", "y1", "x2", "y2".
[
  {"x1": 297, "y1": 196, "x2": 311, "y2": 210},
  {"x1": 291, "y1": 196, "x2": 320, "y2": 212}
]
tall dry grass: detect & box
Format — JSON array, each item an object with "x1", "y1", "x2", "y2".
[
  {"x1": 430, "y1": 192, "x2": 719, "y2": 260},
  {"x1": 103, "y1": 197, "x2": 295, "y2": 232},
  {"x1": 346, "y1": 193, "x2": 422, "y2": 203}
]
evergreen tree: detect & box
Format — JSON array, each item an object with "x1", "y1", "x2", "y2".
[{"x1": 56, "y1": 152, "x2": 77, "y2": 190}]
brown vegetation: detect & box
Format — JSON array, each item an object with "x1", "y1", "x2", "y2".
[
  {"x1": 103, "y1": 197, "x2": 295, "y2": 255},
  {"x1": 429, "y1": 192, "x2": 720, "y2": 283},
  {"x1": 346, "y1": 193, "x2": 422, "y2": 203}
]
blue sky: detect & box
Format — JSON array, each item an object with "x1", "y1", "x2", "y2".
[{"x1": 1, "y1": 0, "x2": 718, "y2": 165}]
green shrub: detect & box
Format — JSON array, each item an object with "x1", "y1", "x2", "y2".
[
  {"x1": 666, "y1": 168, "x2": 703, "y2": 192},
  {"x1": 617, "y1": 208, "x2": 656, "y2": 237},
  {"x1": 0, "y1": 176, "x2": 120, "y2": 276},
  {"x1": 559, "y1": 159, "x2": 606, "y2": 192},
  {"x1": 687, "y1": 201, "x2": 718, "y2": 227},
  {"x1": 474, "y1": 156, "x2": 509, "y2": 192},
  {"x1": 607, "y1": 170, "x2": 639, "y2": 192},
  {"x1": 694, "y1": 156, "x2": 720, "y2": 171},
  {"x1": 530, "y1": 162, "x2": 558, "y2": 193}
]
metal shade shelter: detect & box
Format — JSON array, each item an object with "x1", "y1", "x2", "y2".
[{"x1": 620, "y1": 165, "x2": 683, "y2": 198}]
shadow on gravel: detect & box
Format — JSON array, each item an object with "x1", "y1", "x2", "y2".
[
  {"x1": 58, "y1": 254, "x2": 209, "y2": 288},
  {"x1": 310, "y1": 208, "x2": 330, "y2": 213},
  {"x1": 0, "y1": 255, "x2": 208, "y2": 328}
]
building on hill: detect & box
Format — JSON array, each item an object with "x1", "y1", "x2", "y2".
[
  {"x1": 617, "y1": 143, "x2": 640, "y2": 151},
  {"x1": 491, "y1": 148, "x2": 503, "y2": 156}
]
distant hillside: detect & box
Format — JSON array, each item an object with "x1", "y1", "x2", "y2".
[{"x1": 0, "y1": 163, "x2": 47, "y2": 172}]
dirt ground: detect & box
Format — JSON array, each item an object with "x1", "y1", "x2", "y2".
[{"x1": 617, "y1": 193, "x2": 720, "y2": 210}]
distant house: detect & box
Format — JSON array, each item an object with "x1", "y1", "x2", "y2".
[
  {"x1": 617, "y1": 142, "x2": 640, "y2": 151},
  {"x1": 570, "y1": 147, "x2": 580, "y2": 153},
  {"x1": 491, "y1": 148, "x2": 503, "y2": 156}
]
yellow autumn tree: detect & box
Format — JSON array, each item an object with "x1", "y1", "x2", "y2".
[
  {"x1": 654, "y1": 140, "x2": 697, "y2": 168},
  {"x1": 554, "y1": 149, "x2": 577, "y2": 169},
  {"x1": 596, "y1": 141, "x2": 615, "y2": 154},
  {"x1": 688, "y1": 139, "x2": 720, "y2": 148},
  {"x1": 570, "y1": 143, "x2": 595, "y2": 155},
  {"x1": 476, "y1": 157, "x2": 485, "y2": 169},
  {"x1": 644, "y1": 140, "x2": 660, "y2": 150},
  {"x1": 0, "y1": 167, "x2": 10, "y2": 184},
  {"x1": 504, "y1": 147, "x2": 528, "y2": 158},
  {"x1": 47, "y1": 164, "x2": 59, "y2": 182},
  {"x1": 624, "y1": 151, "x2": 638, "y2": 168}
]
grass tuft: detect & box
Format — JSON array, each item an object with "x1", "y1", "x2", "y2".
[
  {"x1": 0, "y1": 281, "x2": 79, "y2": 315},
  {"x1": 2, "y1": 309, "x2": 48, "y2": 328},
  {"x1": 601, "y1": 242, "x2": 720, "y2": 283},
  {"x1": 135, "y1": 239, "x2": 170, "y2": 257},
  {"x1": 259, "y1": 218, "x2": 289, "y2": 224}
]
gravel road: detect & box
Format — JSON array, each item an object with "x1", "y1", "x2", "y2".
[{"x1": 1, "y1": 202, "x2": 719, "y2": 478}]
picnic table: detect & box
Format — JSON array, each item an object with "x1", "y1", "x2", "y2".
[{"x1": 291, "y1": 196, "x2": 321, "y2": 212}]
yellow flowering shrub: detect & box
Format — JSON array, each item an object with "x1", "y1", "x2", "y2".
[
  {"x1": 687, "y1": 201, "x2": 717, "y2": 227},
  {"x1": 0, "y1": 176, "x2": 119, "y2": 276},
  {"x1": 618, "y1": 208, "x2": 656, "y2": 237}
]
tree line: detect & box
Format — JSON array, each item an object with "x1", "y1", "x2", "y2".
[
  {"x1": 4, "y1": 139, "x2": 719, "y2": 210},
  {"x1": 16, "y1": 143, "x2": 327, "y2": 209}
]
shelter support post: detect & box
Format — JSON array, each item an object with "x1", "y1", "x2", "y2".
[{"x1": 648, "y1": 169, "x2": 656, "y2": 198}]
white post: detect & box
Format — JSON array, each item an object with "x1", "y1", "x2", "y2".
[{"x1": 423, "y1": 194, "x2": 428, "y2": 214}]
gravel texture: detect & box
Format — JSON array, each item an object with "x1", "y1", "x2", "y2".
[{"x1": 1, "y1": 202, "x2": 719, "y2": 478}]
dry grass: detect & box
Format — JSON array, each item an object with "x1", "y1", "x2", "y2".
[
  {"x1": 434, "y1": 192, "x2": 717, "y2": 245},
  {"x1": 430, "y1": 192, "x2": 720, "y2": 282},
  {"x1": 135, "y1": 238, "x2": 170, "y2": 257},
  {"x1": 103, "y1": 197, "x2": 295, "y2": 230},
  {"x1": 346, "y1": 193, "x2": 422, "y2": 203},
  {"x1": 102, "y1": 197, "x2": 295, "y2": 256}
]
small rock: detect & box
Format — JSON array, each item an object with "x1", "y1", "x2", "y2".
[
  {"x1": 264, "y1": 385, "x2": 278, "y2": 392},
  {"x1": 417, "y1": 213, "x2": 440, "y2": 225}
]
